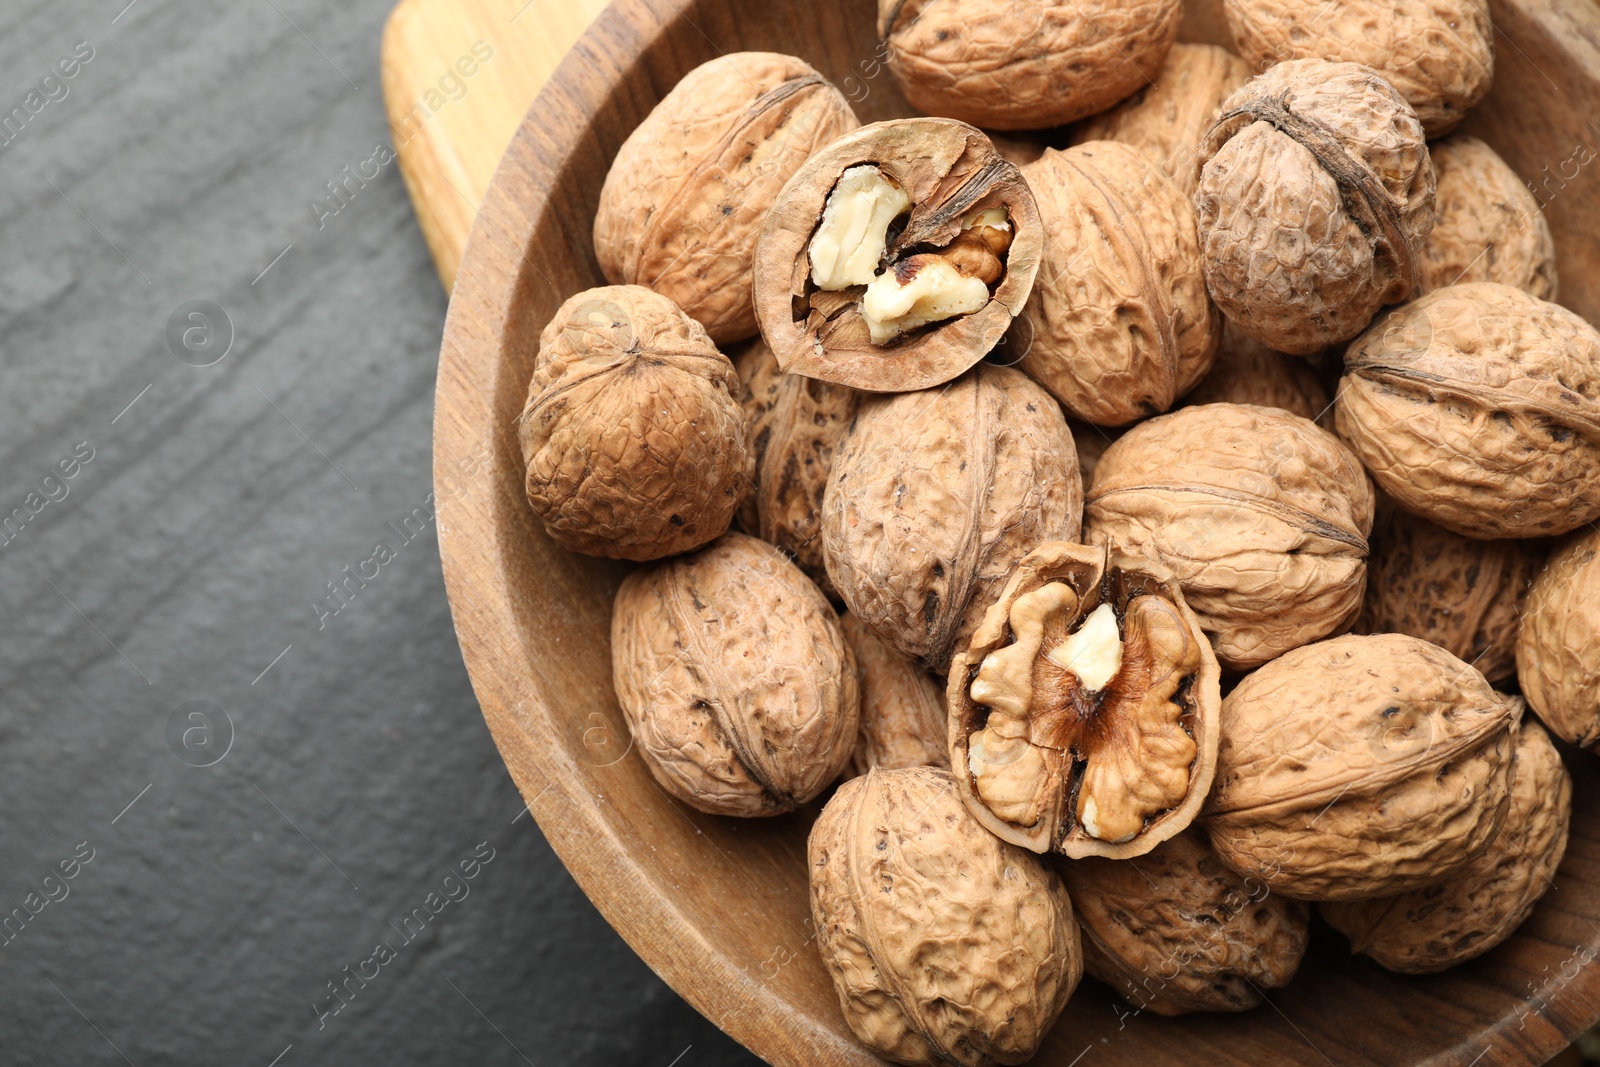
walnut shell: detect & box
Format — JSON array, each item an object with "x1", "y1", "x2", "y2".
[
  {"x1": 1204, "y1": 633, "x2": 1521, "y2": 901},
  {"x1": 518, "y1": 286, "x2": 752, "y2": 561},
  {"x1": 1420, "y1": 135, "x2": 1557, "y2": 299},
  {"x1": 1071, "y1": 43, "x2": 1253, "y2": 198},
  {"x1": 1517, "y1": 527, "x2": 1600, "y2": 750},
  {"x1": 610, "y1": 533, "x2": 859, "y2": 816},
  {"x1": 1357, "y1": 499, "x2": 1543, "y2": 684},
  {"x1": 948, "y1": 542, "x2": 1222, "y2": 859},
  {"x1": 1336, "y1": 282, "x2": 1600, "y2": 539},
  {"x1": 822, "y1": 363, "x2": 1083, "y2": 675},
  {"x1": 1014, "y1": 142, "x2": 1220, "y2": 426},
  {"x1": 1062, "y1": 832, "x2": 1310, "y2": 1015},
  {"x1": 843, "y1": 613, "x2": 948, "y2": 777},
  {"x1": 1321, "y1": 718, "x2": 1570, "y2": 973},
  {"x1": 809, "y1": 766, "x2": 1081, "y2": 1067},
  {"x1": 1224, "y1": 0, "x2": 1493, "y2": 137},
  {"x1": 593, "y1": 53, "x2": 858, "y2": 345},
  {"x1": 879, "y1": 0, "x2": 1181, "y2": 130},
  {"x1": 1195, "y1": 59, "x2": 1436, "y2": 354},
  {"x1": 753, "y1": 119, "x2": 1043, "y2": 392},
  {"x1": 1177, "y1": 320, "x2": 1331, "y2": 423},
  {"x1": 733, "y1": 336, "x2": 861, "y2": 597},
  {"x1": 1084, "y1": 403, "x2": 1374, "y2": 670}
]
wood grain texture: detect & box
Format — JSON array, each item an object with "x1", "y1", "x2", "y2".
[{"x1": 434, "y1": 1, "x2": 1600, "y2": 1063}]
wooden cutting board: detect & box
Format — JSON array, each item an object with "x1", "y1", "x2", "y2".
[{"x1": 380, "y1": 0, "x2": 608, "y2": 291}]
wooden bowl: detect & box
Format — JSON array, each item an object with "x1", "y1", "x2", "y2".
[{"x1": 436, "y1": 1, "x2": 1600, "y2": 1062}]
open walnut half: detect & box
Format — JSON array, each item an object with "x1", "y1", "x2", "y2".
[
  {"x1": 948, "y1": 542, "x2": 1221, "y2": 858},
  {"x1": 753, "y1": 118, "x2": 1042, "y2": 392}
]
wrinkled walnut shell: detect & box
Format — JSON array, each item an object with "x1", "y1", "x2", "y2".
[
  {"x1": 1205, "y1": 633, "x2": 1521, "y2": 901},
  {"x1": 593, "y1": 53, "x2": 858, "y2": 345},
  {"x1": 1177, "y1": 320, "x2": 1331, "y2": 423},
  {"x1": 1062, "y1": 831, "x2": 1309, "y2": 1015},
  {"x1": 753, "y1": 119, "x2": 1043, "y2": 392},
  {"x1": 1517, "y1": 527, "x2": 1600, "y2": 750},
  {"x1": 948, "y1": 541, "x2": 1221, "y2": 859},
  {"x1": 1420, "y1": 135, "x2": 1557, "y2": 299},
  {"x1": 518, "y1": 285, "x2": 751, "y2": 561},
  {"x1": 842, "y1": 613, "x2": 948, "y2": 777},
  {"x1": 611, "y1": 533, "x2": 858, "y2": 817},
  {"x1": 1336, "y1": 282, "x2": 1600, "y2": 539},
  {"x1": 809, "y1": 766, "x2": 1081, "y2": 1067}
]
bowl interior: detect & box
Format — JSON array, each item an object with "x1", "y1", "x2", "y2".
[{"x1": 435, "y1": 1, "x2": 1600, "y2": 1063}]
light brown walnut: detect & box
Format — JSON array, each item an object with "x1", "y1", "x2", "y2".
[
  {"x1": 843, "y1": 614, "x2": 949, "y2": 777},
  {"x1": 1517, "y1": 527, "x2": 1600, "y2": 750},
  {"x1": 1420, "y1": 135, "x2": 1557, "y2": 299}
]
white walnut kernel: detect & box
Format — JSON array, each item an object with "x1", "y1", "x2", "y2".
[
  {"x1": 1048, "y1": 602, "x2": 1123, "y2": 692},
  {"x1": 862, "y1": 256, "x2": 992, "y2": 343},
  {"x1": 809, "y1": 165, "x2": 910, "y2": 290}
]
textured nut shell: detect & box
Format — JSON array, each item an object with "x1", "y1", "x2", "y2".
[
  {"x1": 1357, "y1": 499, "x2": 1542, "y2": 684},
  {"x1": 1063, "y1": 832, "x2": 1310, "y2": 1014},
  {"x1": 1225, "y1": 0, "x2": 1493, "y2": 136},
  {"x1": 610, "y1": 533, "x2": 859, "y2": 817},
  {"x1": 1321, "y1": 719, "x2": 1570, "y2": 973},
  {"x1": 1420, "y1": 135, "x2": 1557, "y2": 299},
  {"x1": 948, "y1": 541, "x2": 1222, "y2": 858},
  {"x1": 879, "y1": 0, "x2": 1181, "y2": 130},
  {"x1": 1015, "y1": 143, "x2": 1220, "y2": 426},
  {"x1": 1517, "y1": 528, "x2": 1600, "y2": 750},
  {"x1": 1204, "y1": 633, "x2": 1520, "y2": 901},
  {"x1": 1178, "y1": 321, "x2": 1331, "y2": 422},
  {"x1": 1336, "y1": 282, "x2": 1600, "y2": 539},
  {"x1": 593, "y1": 53, "x2": 858, "y2": 345},
  {"x1": 809, "y1": 767, "x2": 1081, "y2": 1066},
  {"x1": 753, "y1": 119, "x2": 1043, "y2": 392},
  {"x1": 823, "y1": 363, "x2": 1083, "y2": 674},
  {"x1": 1195, "y1": 59, "x2": 1436, "y2": 354},
  {"x1": 1084, "y1": 403, "x2": 1374, "y2": 670},
  {"x1": 843, "y1": 614, "x2": 949, "y2": 777},
  {"x1": 518, "y1": 285, "x2": 752, "y2": 561},
  {"x1": 734, "y1": 336, "x2": 861, "y2": 597},
  {"x1": 1072, "y1": 43, "x2": 1252, "y2": 198}
]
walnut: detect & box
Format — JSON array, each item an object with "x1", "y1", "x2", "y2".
[
  {"x1": 1084, "y1": 403, "x2": 1374, "y2": 671},
  {"x1": 1336, "y1": 282, "x2": 1600, "y2": 539},
  {"x1": 1224, "y1": 0, "x2": 1493, "y2": 137},
  {"x1": 1194, "y1": 59, "x2": 1436, "y2": 355},
  {"x1": 1420, "y1": 135, "x2": 1557, "y2": 299},
  {"x1": 842, "y1": 613, "x2": 948, "y2": 777},
  {"x1": 754, "y1": 119, "x2": 1043, "y2": 392},
  {"x1": 517, "y1": 286, "x2": 751, "y2": 561},
  {"x1": 809, "y1": 766, "x2": 1081, "y2": 1066},
  {"x1": 822, "y1": 363, "x2": 1082, "y2": 675},
  {"x1": 1062, "y1": 832, "x2": 1310, "y2": 1015},
  {"x1": 1071, "y1": 43, "x2": 1252, "y2": 198},
  {"x1": 1204, "y1": 633, "x2": 1521, "y2": 901},
  {"x1": 733, "y1": 336, "x2": 860, "y2": 597},
  {"x1": 1013, "y1": 143, "x2": 1220, "y2": 426},
  {"x1": 593, "y1": 53, "x2": 858, "y2": 345},
  {"x1": 1177, "y1": 321, "x2": 1331, "y2": 423},
  {"x1": 948, "y1": 542, "x2": 1221, "y2": 859},
  {"x1": 879, "y1": 0, "x2": 1182, "y2": 130},
  {"x1": 1321, "y1": 719, "x2": 1570, "y2": 974},
  {"x1": 1517, "y1": 527, "x2": 1600, "y2": 750},
  {"x1": 610, "y1": 533, "x2": 859, "y2": 817},
  {"x1": 1357, "y1": 498, "x2": 1543, "y2": 685}
]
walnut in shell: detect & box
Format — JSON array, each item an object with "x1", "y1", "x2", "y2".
[
  {"x1": 1194, "y1": 59, "x2": 1436, "y2": 354},
  {"x1": 1322, "y1": 718, "x2": 1570, "y2": 973},
  {"x1": 1071, "y1": 43, "x2": 1252, "y2": 198},
  {"x1": 610, "y1": 533, "x2": 858, "y2": 817},
  {"x1": 1062, "y1": 832, "x2": 1310, "y2": 1014},
  {"x1": 809, "y1": 766, "x2": 1081, "y2": 1067},
  {"x1": 822, "y1": 363, "x2": 1083, "y2": 675},
  {"x1": 1204, "y1": 633, "x2": 1521, "y2": 901},
  {"x1": 1177, "y1": 320, "x2": 1331, "y2": 423},
  {"x1": 753, "y1": 119, "x2": 1042, "y2": 392},
  {"x1": 1420, "y1": 135, "x2": 1557, "y2": 299},
  {"x1": 1084, "y1": 403, "x2": 1374, "y2": 671},
  {"x1": 1014, "y1": 142, "x2": 1220, "y2": 426},
  {"x1": 1224, "y1": 0, "x2": 1493, "y2": 137},
  {"x1": 1336, "y1": 282, "x2": 1600, "y2": 539},
  {"x1": 1517, "y1": 527, "x2": 1600, "y2": 750},
  {"x1": 592, "y1": 53, "x2": 858, "y2": 345},
  {"x1": 843, "y1": 613, "x2": 948, "y2": 777},
  {"x1": 518, "y1": 286, "x2": 751, "y2": 561},
  {"x1": 948, "y1": 542, "x2": 1221, "y2": 858}
]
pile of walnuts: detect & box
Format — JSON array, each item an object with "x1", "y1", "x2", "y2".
[{"x1": 514, "y1": 5, "x2": 1599, "y2": 1062}]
